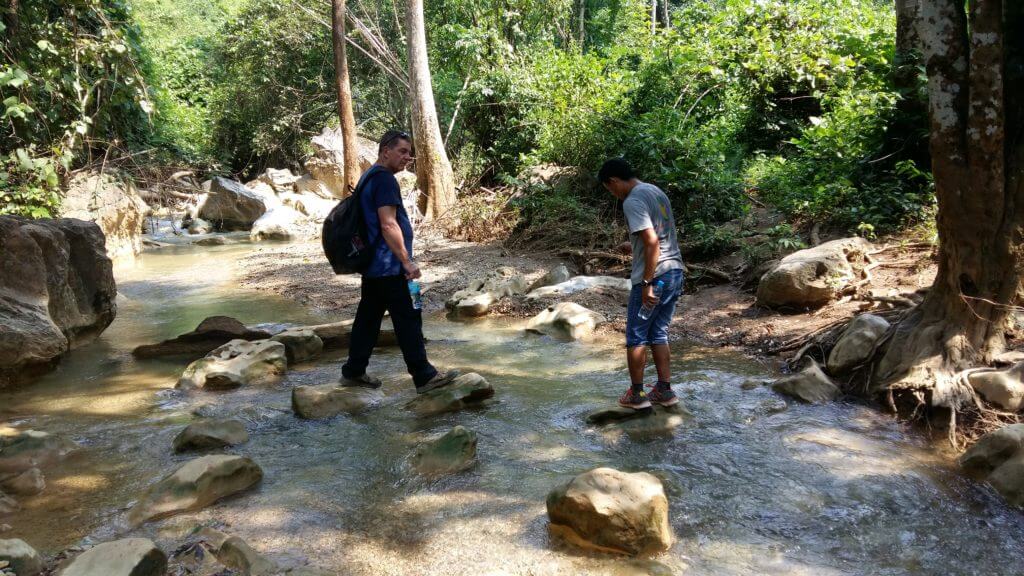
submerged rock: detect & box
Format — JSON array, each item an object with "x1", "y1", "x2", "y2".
[
  {"x1": 526, "y1": 276, "x2": 631, "y2": 300},
  {"x1": 446, "y1": 267, "x2": 530, "y2": 317},
  {"x1": 292, "y1": 384, "x2": 383, "y2": 420},
  {"x1": 133, "y1": 316, "x2": 271, "y2": 360},
  {"x1": 960, "y1": 423, "x2": 1024, "y2": 506},
  {"x1": 57, "y1": 538, "x2": 167, "y2": 576},
  {"x1": 199, "y1": 177, "x2": 267, "y2": 231},
  {"x1": 756, "y1": 237, "x2": 872, "y2": 309},
  {"x1": 546, "y1": 467, "x2": 673, "y2": 556},
  {"x1": 968, "y1": 362, "x2": 1024, "y2": 412},
  {"x1": 270, "y1": 328, "x2": 323, "y2": 364},
  {"x1": 411, "y1": 426, "x2": 478, "y2": 476},
  {"x1": 0, "y1": 216, "x2": 117, "y2": 387},
  {"x1": 0, "y1": 427, "x2": 75, "y2": 473},
  {"x1": 772, "y1": 360, "x2": 840, "y2": 404},
  {"x1": 128, "y1": 455, "x2": 263, "y2": 526},
  {"x1": 0, "y1": 467, "x2": 44, "y2": 496},
  {"x1": 0, "y1": 538, "x2": 43, "y2": 576},
  {"x1": 173, "y1": 420, "x2": 249, "y2": 453},
  {"x1": 827, "y1": 314, "x2": 890, "y2": 375},
  {"x1": 526, "y1": 302, "x2": 606, "y2": 341},
  {"x1": 177, "y1": 340, "x2": 287, "y2": 390},
  {"x1": 405, "y1": 373, "x2": 495, "y2": 417}
]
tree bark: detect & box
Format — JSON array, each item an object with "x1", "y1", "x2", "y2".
[
  {"x1": 659, "y1": 0, "x2": 670, "y2": 29},
  {"x1": 331, "y1": 0, "x2": 360, "y2": 195},
  {"x1": 577, "y1": 0, "x2": 585, "y2": 47},
  {"x1": 406, "y1": 0, "x2": 457, "y2": 227},
  {"x1": 872, "y1": 0, "x2": 1024, "y2": 415},
  {"x1": 650, "y1": 0, "x2": 657, "y2": 33}
]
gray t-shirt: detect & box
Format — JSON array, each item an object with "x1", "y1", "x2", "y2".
[{"x1": 622, "y1": 182, "x2": 684, "y2": 285}]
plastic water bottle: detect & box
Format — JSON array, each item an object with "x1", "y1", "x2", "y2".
[
  {"x1": 409, "y1": 280, "x2": 423, "y2": 310},
  {"x1": 637, "y1": 280, "x2": 665, "y2": 320}
]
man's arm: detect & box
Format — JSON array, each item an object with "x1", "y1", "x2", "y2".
[
  {"x1": 638, "y1": 227, "x2": 660, "y2": 307},
  {"x1": 378, "y1": 205, "x2": 420, "y2": 279}
]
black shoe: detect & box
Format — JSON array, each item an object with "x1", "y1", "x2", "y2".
[
  {"x1": 340, "y1": 373, "x2": 383, "y2": 389},
  {"x1": 416, "y1": 370, "x2": 460, "y2": 394}
]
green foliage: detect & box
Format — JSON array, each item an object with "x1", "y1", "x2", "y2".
[
  {"x1": 739, "y1": 223, "x2": 807, "y2": 267},
  {"x1": 1, "y1": 0, "x2": 152, "y2": 217}
]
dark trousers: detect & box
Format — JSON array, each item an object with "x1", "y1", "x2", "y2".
[{"x1": 342, "y1": 275, "x2": 437, "y2": 387}]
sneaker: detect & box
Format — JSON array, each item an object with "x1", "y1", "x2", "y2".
[
  {"x1": 618, "y1": 388, "x2": 652, "y2": 410},
  {"x1": 416, "y1": 370, "x2": 461, "y2": 394},
  {"x1": 648, "y1": 383, "x2": 679, "y2": 406},
  {"x1": 340, "y1": 373, "x2": 383, "y2": 389}
]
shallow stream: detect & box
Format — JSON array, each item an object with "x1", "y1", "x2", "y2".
[{"x1": 2, "y1": 242, "x2": 1023, "y2": 575}]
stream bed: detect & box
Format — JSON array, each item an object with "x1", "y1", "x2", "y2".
[{"x1": 2, "y1": 241, "x2": 1023, "y2": 575}]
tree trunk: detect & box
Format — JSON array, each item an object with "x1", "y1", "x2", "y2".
[
  {"x1": 650, "y1": 0, "x2": 657, "y2": 33},
  {"x1": 891, "y1": 0, "x2": 928, "y2": 166},
  {"x1": 331, "y1": 0, "x2": 360, "y2": 196},
  {"x1": 872, "y1": 0, "x2": 1024, "y2": 415},
  {"x1": 577, "y1": 0, "x2": 586, "y2": 47},
  {"x1": 659, "y1": 0, "x2": 670, "y2": 29},
  {"x1": 406, "y1": 0, "x2": 457, "y2": 227}
]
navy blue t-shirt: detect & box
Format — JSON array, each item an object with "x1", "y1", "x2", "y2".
[{"x1": 360, "y1": 167, "x2": 414, "y2": 278}]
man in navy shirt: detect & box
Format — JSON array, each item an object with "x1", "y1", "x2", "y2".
[{"x1": 340, "y1": 130, "x2": 458, "y2": 393}]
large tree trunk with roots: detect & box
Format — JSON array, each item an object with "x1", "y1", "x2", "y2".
[
  {"x1": 406, "y1": 0, "x2": 458, "y2": 228},
  {"x1": 331, "y1": 0, "x2": 360, "y2": 195},
  {"x1": 871, "y1": 1, "x2": 1024, "y2": 423}
]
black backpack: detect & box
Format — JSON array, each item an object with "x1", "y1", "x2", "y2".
[{"x1": 322, "y1": 165, "x2": 387, "y2": 275}]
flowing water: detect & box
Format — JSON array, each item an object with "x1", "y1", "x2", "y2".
[{"x1": 2, "y1": 242, "x2": 1024, "y2": 575}]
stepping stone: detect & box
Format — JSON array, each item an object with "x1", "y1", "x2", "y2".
[
  {"x1": 585, "y1": 406, "x2": 653, "y2": 425},
  {"x1": 404, "y1": 373, "x2": 494, "y2": 417},
  {"x1": 57, "y1": 538, "x2": 167, "y2": 576},
  {"x1": 128, "y1": 455, "x2": 263, "y2": 526},
  {"x1": 132, "y1": 316, "x2": 271, "y2": 360},
  {"x1": 177, "y1": 340, "x2": 287, "y2": 390},
  {"x1": 173, "y1": 420, "x2": 249, "y2": 453},
  {"x1": 588, "y1": 405, "x2": 692, "y2": 441},
  {"x1": 292, "y1": 385, "x2": 383, "y2": 420},
  {"x1": 0, "y1": 538, "x2": 43, "y2": 576},
  {"x1": 298, "y1": 320, "x2": 397, "y2": 350},
  {"x1": 411, "y1": 426, "x2": 478, "y2": 476},
  {"x1": 270, "y1": 329, "x2": 323, "y2": 364}
]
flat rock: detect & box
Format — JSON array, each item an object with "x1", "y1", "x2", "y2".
[
  {"x1": 411, "y1": 426, "x2": 478, "y2": 476},
  {"x1": 968, "y1": 362, "x2": 1024, "y2": 412},
  {"x1": 270, "y1": 328, "x2": 323, "y2": 364},
  {"x1": 133, "y1": 316, "x2": 271, "y2": 360},
  {"x1": 546, "y1": 467, "x2": 673, "y2": 556},
  {"x1": 526, "y1": 302, "x2": 606, "y2": 341},
  {"x1": 292, "y1": 384, "x2": 383, "y2": 420},
  {"x1": 128, "y1": 455, "x2": 263, "y2": 526},
  {"x1": 173, "y1": 420, "x2": 249, "y2": 453},
  {"x1": 0, "y1": 538, "x2": 43, "y2": 576},
  {"x1": 827, "y1": 314, "x2": 890, "y2": 375},
  {"x1": 0, "y1": 467, "x2": 44, "y2": 496},
  {"x1": 772, "y1": 360, "x2": 840, "y2": 403},
  {"x1": 960, "y1": 424, "x2": 1024, "y2": 506},
  {"x1": 405, "y1": 373, "x2": 495, "y2": 417},
  {"x1": 601, "y1": 405, "x2": 692, "y2": 440},
  {"x1": 177, "y1": 340, "x2": 287, "y2": 390},
  {"x1": 57, "y1": 538, "x2": 166, "y2": 576},
  {"x1": 526, "y1": 275, "x2": 631, "y2": 300},
  {"x1": 0, "y1": 427, "x2": 75, "y2": 473}
]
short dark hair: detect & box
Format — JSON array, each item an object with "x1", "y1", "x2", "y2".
[
  {"x1": 379, "y1": 129, "x2": 411, "y2": 154},
  {"x1": 598, "y1": 158, "x2": 634, "y2": 183}
]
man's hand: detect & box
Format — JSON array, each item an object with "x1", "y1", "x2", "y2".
[
  {"x1": 642, "y1": 284, "x2": 659, "y2": 309},
  {"x1": 403, "y1": 260, "x2": 422, "y2": 280}
]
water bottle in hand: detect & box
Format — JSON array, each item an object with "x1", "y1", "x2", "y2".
[
  {"x1": 408, "y1": 280, "x2": 423, "y2": 310},
  {"x1": 637, "y1": 280, "x2": 665, "y2": 320}
]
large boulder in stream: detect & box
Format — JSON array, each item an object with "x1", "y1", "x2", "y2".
[
  {"x1": 177, "y1": 339, "x2": 287, "y2": 390},
  {"x1": 405, "y1": 373, "x2": 495, "y2": 417},
  {"x1": 410, "y1": 426, "x2": 478, "y2": 476},
  {"x1": 0, "y1": 216, "x2": 117, "y2": 388},
  {"x1": 546, "y1": 467, "x2": 673, "y2": 556},
  {"x1": 133, "y1": 316, "x2": 271, "y2": 360},
  {"x1": 967, "y1": 362, "x2": 1024, "y2": 412},
  {"x1": 292, "y1": 384, "x2": 383, "y2": 419},
  {"x1": 0, "y1": 538, "x2": 44, "y2": 576},
  {"x1": 198, "y1": 177, "x2": 267, "y2": 230},
  {"x1": 57, "y1": 538, "x2": 167, "y2": 576},
  {"x1": 756, "y1": 237, "x2": 873, "y2": 309},
  {"x1": 306, "y1": 127, "x2": 378, "y2": 198},
  {"x1": 173, "y1": 419, "x2": 249, "y2": 452},
  {"x1": 526, "y1": 302, "x2": 606, "y2": 341},
  {"x1": 62, "y1": 170, "x2": 149, "y2": 262},
  {"x1": 960, "y1": 424, "x2": 1024, "y2": 506},
  {"x1": 128, "y1": 455, "x2": 263, "y2": 526},
  {"x1": 772, "y1": 360, "x2": 841, "y2": 404},
  {"x1": 826, "y1": 314, "x2": 890, "y2": 375}
]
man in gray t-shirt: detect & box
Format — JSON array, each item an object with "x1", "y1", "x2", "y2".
[{"x1": 599, "y1": 158, "x2": 685, "y2": 411}]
